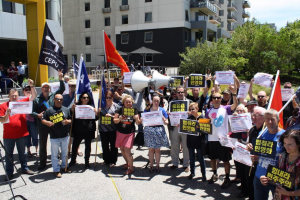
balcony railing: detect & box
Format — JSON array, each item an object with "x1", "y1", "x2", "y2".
[
  {"x1": 209, "y1": 15, "x2": 221, "y2": 23},
  {"x1": 102, "y1": 7, "x2": 111, "y2": 13},
  {"x1": 242, "y1": 10, "x2": 250, "y2": 18},
  {"x1": 120, "y1": 5, "x2": 129, "y2": 11},
  {"x1": 190, "y1": 0, "x2": 218, "y2": 14},
  {"x1": 243, "y1": 0, "x2": 251, "y2": 8},
  {"x1": 209, "y1": 0, "x2": 221, "y2": 8},
  {"x1": 227, "y1": 24, "x2": 235, "y2": 31},
  {"x1": 227, "y1": 14, "x2": 237, "y2": 21},
  {"x1": 227, "y1": 2, "x2": 237, "y2": 10}
]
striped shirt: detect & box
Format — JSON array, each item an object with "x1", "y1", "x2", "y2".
[{"x1": 99, "y1": 103, "x2": 120, "y2": 132}]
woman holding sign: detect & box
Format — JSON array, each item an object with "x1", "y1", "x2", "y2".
[
  {"x1": 142, "y1": 94, "x2": 169, "y2": 173},
  {"x1": 114, "y1": 95, "x2": 141, "y2": 175},
  {"x1": 69, "y1": 92, "x2": 100, "y2": 169},
  {"x1": 186, "y1": 102, "x2": 207, "y2": 181},
  {"x1": 260, "y1": 129, "x2": 300, "y2": 200}
]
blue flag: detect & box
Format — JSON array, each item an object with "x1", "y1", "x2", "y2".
[
  {"x1": 72, "y1": 56, "x2": 79, "y2": 77},
  {"x1": 98, "y1": 74, "x2": 107, "y2": 108},
  {"x1": 76, "y1": 56, "x2": 94, "y2": 106}
]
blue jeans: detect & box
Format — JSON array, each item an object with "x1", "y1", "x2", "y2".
[
  {"x1": 26, "y1": 121, "x2": 39, "y2": 147},
  {"x1": 50, "y1": 136, "x2": 69, "y2": 172},
  {"x1": 4, "y1": 136, "x2": 29, "y2": 175},
  {"x1": 188, "y1": 148, "x2": 206, "y2": 176},
  {"x1": 254, "y1": 176, "x2": 275, "y2": 200}
]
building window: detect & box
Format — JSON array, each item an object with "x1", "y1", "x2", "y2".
[
  {"x1": 145, "y1": 54, "x2": 153, "y2": 62},
  {"x1": 105, "y1": 17, "x2": 110, "y2": 26},
  {"x1": 221, "y1": 21, "x2": 224, "y2": 28},
  {"x1": 122, "y1": 0, "x2": 128, "y2": 5},
  {"x1": 185, "y1": 10, "x2": 189, "y2": 21},
  {"x1": 145, "y1": 13, "x2": 152, "y2": 23},
  {"x1": 219, "y1": 10, "x2": 224, "y2": 16},
  {"x1": 121, "y1": 33, "x2": 129, "y2": 44},
  {"x1": 85, "y1": 20, "x2": 90, "y2": 28},
  {"x1": 86, "y1": 37, "x2": 91, "y2": 45},
  {"x1": 195, "y1": 31, "x2": 203, "y2": 41},
  {"x1": 2, "y1": 0, "x2": 14, "y2": 13},
  {"x1": 144, "y1": 32, "x2": 153, "y2": 43},
  {"x1": 85, "y1": 2, "x2": 90, "y2": 11},
  {"x1": 220, "y1": 0, "x2": 224, "y2": 4},
  {"x1": 107, "y1": 35, "x2": 111, "y2": 39},
  {"x1": 72, "y1": 54, "x2": 77, "y2": 62},
  {"x1": 23, "y1": 5, "x2": 26, "y2": 15},
  {"x1": 122, "y1": 15, "x2": 128, "y2": 24},
  {"x1": 185, "y1": 30, "x2": 189, "y2": 42},
  {"x1": 86, "y1": 54, "x2": 91, "y2": 62},
  {"x1": 145, "y1": 0, "x2": 152, "y2": 2},
  {"x1": 104, "y1": 0, "x2": 110, "y2": 8}
]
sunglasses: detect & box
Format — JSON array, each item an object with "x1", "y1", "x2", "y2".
[
  {"x1": 69, "y1": 85, "x2": 76, "y2": 88},
  {"x1": 284, "y1": 86, "x2": 291, "y2": 89},
  {"x1": 189, "y1": 109, "x2": 195, "y2": 111},
  {"x1": 24, "y1": 88, "x2": 31, "y2": 92},
  {"x1": 106, "y1": 97, "x2": 113, "y2": 99},
  {"x1": 177, "y1": 91, "x2": 184, "y2": 94},
  {"x1": 82, "y1": 97, "x2": 89, "y2": 99},
  {"x1": 55, "y1": 98, "x2": 63, "y2": 101},
  {"x1": 212, "y1": 97, "x2": 221, "y2": 100},
  {"x1": 257, "y1": 95, "x2": 265, "y2": 98}
]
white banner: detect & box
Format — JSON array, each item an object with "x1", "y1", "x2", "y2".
[
  {"x1": 141, "y1": 111, "x2": 164, "y2": 126},
  {"x1": 233, "y1": 142, "x2": 252, "y2": 166},
  {"x1": 237, "y1": 83, "x2": 250, "y2": 99},
  {"x1": 253, "y1": 73, "x2": 273, "y2": 87},
  {"x1": 219, "y1": 136, "x2": 237, "y2": 148},
  {"x1": 9, "y1": 101, "x2": 33, "y2": 115},
  {"x1": 123, "y1": 72, "x2": 134, "y2": 84},
  {"x1": 168, "y1": 111, "x2": 188, "y2": 126},
  {"x1": 75, "y1": 105, "x2": 95, "y2": 119},
  {"x1": 229, "y1": 113, "x2": 252, "y2": 133},
  {"x1": 50, "y1": 82, "x2": 69, "y2": 95},
  {"x1": 281, "y1": 89, "x2": 294, "y2": 101},
  {"x1": 215, "y1": 71, "x2": 235, "y2": 85}
]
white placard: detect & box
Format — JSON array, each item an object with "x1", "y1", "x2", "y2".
[
  {"x1": 123, "y1": 72, "x2": 134, "y2": 84},
  {"x1": 215, "y1": 71, "x2": 235, "y2": 85},
  {"x1": 281, "y1": 89, "x2": 294, "y2": 101},
  {"x1": 237, "y1": 83, "x2": 250, "y2": 99},
  {"x1": 229, "y1": 113, "x2": 252, "y2": 133},
  {"x1": 233, "y1": 142, "x2": 252, "y2": 166},
  {"x1": 50, "y1": 82, "x2": 69, "y2": 95},
  {"x1": 9, "y1": 101, "x2": 33, "y2": 115},
  {"x1": 141, "y1": 111, "x2": 164, "y2": 126},
  {"x1": 168, "y1": 111, "x2": 188, "y2": 126},
  {"x1": 253, "y1": 73, "x2": 273, "y2": 87},
  {"x1": 219, "y1": 136, "x2": 237, "y2": 148},
  {"x1": 75, "y1": 105, "x2": 95, "y2": 119}
]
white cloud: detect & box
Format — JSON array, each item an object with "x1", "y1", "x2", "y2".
[{"x1": 249, "y1": 0, "x2": 300, "y2": 28}]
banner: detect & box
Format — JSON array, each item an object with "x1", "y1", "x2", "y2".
[
  {"x1": 72, "y1": 56, "x2": 79, "y2": 77},
  {"x1": 9, "y1": 102, "x2": 33, "y2": 115},
  {"x1": 179, "y1": 119, "x2": 199, "y2": 136},
  {"x1": 169, "y1": 111, "x2": 188, "y2": 126},
  {"x1": 253, "y1": 73, "x2": 273, "y2": 87},
  {"x1": 215, "y1": 71, "x2": 235, "y2": 85},
  {"x1": 38, "y1": 22, "x2": 68, "y2": 75},
  {"x1": 141, "y1": 111, "x2": 164, "y2": 126},
  {"x1": 188, "y1": 74, "x2": 206, "y2": 88},
  {"x1": 49, "y1": 82, "x2": 69, "y2": 95},
  {"x1": 281, "y1": 89, "x2": 294, "y2": 101},
  {"x1": 252, "y1": 138, "x2": 277, "y2": 158},
  {"x1": 75, "y1": 105, "x2": 95, "y2": 119},
  {"x1": 170, "y1": 76, "x2": 184, "y2": 88},
  {"x1": 229, "y1": 113, "x2": 252, "y2": 133},
  {"x1": 169, "y1": 100, "x2": 189, "y2": 112},
  {"x1": 237, "y1": 83, "x2": 250, "y2": 99},
  {"x1": 266, "y1": 165, "x2": 293, "y2": 189},
  {"x1": 233, "y1": 142, "x2": 252, "y2": 166},
  {"x1": 123, "y1": 72, "x2": 134, "y2": 84}
]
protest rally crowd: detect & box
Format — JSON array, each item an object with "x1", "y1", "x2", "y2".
[{"x1": 1, "y1": 63, "x2": 300, "y2": 200}]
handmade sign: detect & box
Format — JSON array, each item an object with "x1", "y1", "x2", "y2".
[
  {"x1": 188, "y1": 74, "x2": 206, "y2": 88},
  {"x1": 170, "y1": 76, "x2": 184, "y2": 87},
  {"x1": 198, "y1": 118, "x2": 212, "y2": 134},
  {"x1": 266, "y1": 165, "x2": 293, "y2": 189},
  {"x1": 169, "y1": 100, "x2": 189, "y2": 112},
  {"x1": 179, "y1": 119, "x2": 199, "y2": 136},
  {"x1": 252, "y1": 138, "x2": 277, "y2": 158}
]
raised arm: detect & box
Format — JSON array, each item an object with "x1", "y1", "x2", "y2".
[
  {"x1": 230, "y1": 83, "x2": 238, "y2": 111},
  {"x1": 249, "y1": 78, "x2": 254, "y2": 100},
  {"x1": 55, "y1": 69, "x2": 65, "y2": 95},
  {"x1": 184, "y1": 77, "x2": 189, "y2": 97},
  {"x1": 28, "y1": 79, "x2": 37, "y2": 101}
]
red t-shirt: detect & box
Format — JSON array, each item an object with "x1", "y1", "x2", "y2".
[{"x1": 0, "y1": 97, "x2": 30, "y2": 139}]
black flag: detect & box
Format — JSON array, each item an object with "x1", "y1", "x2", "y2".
[{"x1": 38, "y1": 22, "x2": 68, "y2": 75}]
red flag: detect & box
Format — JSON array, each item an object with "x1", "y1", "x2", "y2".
[
  {"x1": 269, "y1": 73, "x2": 284, "y2": 128},
  {"x1": 103, "y1": 31, "x2": 129, "y2": 74}
]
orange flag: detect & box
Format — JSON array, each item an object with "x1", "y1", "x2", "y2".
[
  {"x1": 103, "y1": 31, "x2": 129, "y2": 74},
  {"x1": 269, "y1": 73, "x2": 284, "y2": 128}
]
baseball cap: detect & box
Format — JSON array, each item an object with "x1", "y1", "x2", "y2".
[
  {"x1": 41, "y1": 82, "x2": 50, "y2": 88},
  {"x1": 246, "y1": 100, "x2": 258, "y2": 107},
  {"x1": 22, "y1": 85, "x2": 30, "y2": 90}
]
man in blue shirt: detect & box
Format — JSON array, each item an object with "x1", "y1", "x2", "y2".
[
  {"x1": 17, "y1": 61, "x2": 27, "y2": 86},
  {"x1": 63, "y1": 80, "x2": 76, "y2": 108}
]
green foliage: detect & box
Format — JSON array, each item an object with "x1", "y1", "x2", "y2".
[
  {"x1": 91, "y1": 85, "x2": 99, "y2": 91},
  {"x1": 48, "y1": 77, "x2": 59, "y2": 83}
]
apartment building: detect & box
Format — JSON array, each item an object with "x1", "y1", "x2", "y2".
[
  {"x1": 62, "y1": 0, "x2": 235, "y2": 68},
  {"x1": 0, "y1": 0, "x2": 64, "y2": 77}
]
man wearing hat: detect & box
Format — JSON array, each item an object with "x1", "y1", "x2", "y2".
[
  {"x1": 32, "y1": 69, "x2": 65, "y2": 170},
  {"x1": 246, "y1": 100, "x2": 258, "y2": 114},
  {"x1": 63, "y1": 80, "x2": 76, "y2": 108},
  {"x1": 221, "y1": 89, "x2": 233, "y2": 106}
]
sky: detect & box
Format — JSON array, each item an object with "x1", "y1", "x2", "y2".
[{"x1": 249, "y1": 0, "x2": 300, "y2": 29}]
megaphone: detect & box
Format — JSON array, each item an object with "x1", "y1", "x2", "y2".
[
  {"x1": 131, "y1": 71, "x2": 151, "y2": 92},
  {"x1": 152, "y1": 70, "x2": 174, "y2": 88}
]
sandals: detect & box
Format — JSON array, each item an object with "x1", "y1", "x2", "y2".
[
  {"x1": 122, "y1": 164, "x2": 128, "y2": 170},
  {"x1": 156, "y1": 167, "x2": 161, "y2": 173},
  {"x1": 149, "y1": 167, "x2": 154, "y2": 173},
  {"x1": 124, "y1": 169, "x2": 134, "y2": 175}
]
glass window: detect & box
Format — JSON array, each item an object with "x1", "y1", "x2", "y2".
[
  {"x1": 144, "y1": 32, "x2": 153, "y2": 43},
  {"x1": 86, "y1": 37, "x2": 91, "y2": 45},
  {"x1": 195, "y1": 31, "x2": 203, "y2": 40},
  {"x1": 23, "y1": 5, "x2": 26, "y2": 15},
  {"x1": 85, "y1": 20, "x2": 90, "y2": 28},
  {"x1": 121, "y1": 33, "x2": 129, "y2": 44},
  {"x1": 221, "y1": 21, "x2": 224, "y2": 28},
  {"x1": 86, "y1": 54, "x2": 91, "y2": 62},
  {"x1": 122, "y1": 15, "x2": 128, "y2": 24},
  {"x1": 185, "y1": 30, "x2": 189, "y2": 42},
  {"x1": 145, "y1": 13, "x2": 152, "y2": 23},
  {"x1": 185, "y1": 10, "x2": 189, "y2": 21},
  {"x1": 2, "y1": 1, "x2": 14, "y2": 13},
  {"x1": 220, "y1": 0, "x2": 224, "y2": 4},
  {"x1": 85, "y1": 2, "x2": 90, "y2": 11},
  {"x1": 122, "y1": 0, "x2": 128, "y2": 5},
  {"x1": 145, "y1": 54, "x2": 153, "y2": 62},
  {"x1": 219, "y1": 10, "x2": 224, "y2": 16},
  {"x1": 105, "y1": 17, "x2": 110, "y2": 26},
  {"x1": 104, "y1": 0, "x2": 110, "y2": 8}
]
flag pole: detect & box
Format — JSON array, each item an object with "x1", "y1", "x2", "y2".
[{"x1": 34, "y1": 64, "x2": 40, "y2": 86}]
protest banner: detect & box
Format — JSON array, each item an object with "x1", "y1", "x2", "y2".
[
  {"x1": 101, "y1": 116, "x2": 112, "y2": 125},
  {"x1": 237, "y1": 83, "x2": 250, "y2": 99},
  {"x1": 75, "y1": 105, "x2": 95, "y2": 119},
  {"x1": 170, "y1": 76, "x2": 184, "y2": 88},
  {"x1": 123, "y1": 72, "x2": 134, "y2": 84},
  {"x1": 252, "y1": 138, "x2": 277, "y2": 158},
  {"x1": 179, "y1": 119, "x2": 198, "y2": 136},
  {"x1": 122, "y1": 108, "x2": 136, "y2": 117},
  {"x1": 169, "y1": 100, "x2": 189, "y2": 112},
  {"x1": 169, "y1": 112, "x2": 188, "y2": 126},
  {"x1": 215, "y1": 71, "x2": 235, "y2": 85},
  {"x1": 281, "y1": 89, "x2": 294, "y2": 101},
  {"x1": 266, "y1": 165, "x2": 293, "y2": 189},
  {"x1": 141, "y1": 111, "x2": 164, "y2": 126},
  {"x1": 187, "y1": 74, "x2": 206, "y2": 88},
  {"x1": 50, "y1": 82, "x2": 69, "y2": 95},
  {"x1": 253, "y1": 73, "x2": 273, "y2": 87},
  {"x1": 233, "y1": 142, "x2": 252, "y2": 166},
  {"x1": 198, "y1": 118, "x2": 212, "y2": 134},
  {"x1": 229, "y1": 113, "x2": 252, "y2": 133},
  {"x1": 9, "y1": 102, "x2": 33, "y2": 115}
]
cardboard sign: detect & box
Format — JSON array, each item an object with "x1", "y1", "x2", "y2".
[
  {"x1": 266, "y1": 165, "x2": 293, "y2": 189},
  {"x1": 49, "y1": 111, "x2": 64, "y2": 124},
  {"x1": 179, "y1": 119, "x2": 199, "y2": 136},
  {"x1": 101, "y1": 116, "x2": 112, "y2": 125},
  {"x1": 170, "y1": 76, "x2": 184, "y2": 87},
  {"x1": 188, "y1": 74, "x2": 206, "y2": 88},
  {"x1": 122, "y1": 108, "x2": 136, "y2": 117},
  {"x1": 198, "y1": 118, "x2": 212, "y2": 134},
  {"x1": 169, "y1": 100, "x2": 189, "y2": 112},
  {"x1": 252, "y1": 138, "x2": 277, "y2": 158}
]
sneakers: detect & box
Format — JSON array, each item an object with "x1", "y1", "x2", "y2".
[
  {"x1": 38, "y1": 164, "x2": 46, "y2": 170},
  {"x1": 208, "y1": 174, "x2": 218, "y2": 184},
  {"x1": 22, "y1": 169, "x2": 35, "y2": 175},
  {"x1": 169, "y1": 165, "x2": 178, "y2": 170},
  {"x1": 182, "y1": 167, "x2": 190, "y2": 173},
  {"x1": 54, "y1": 172, "x2": 62, "y2": 178},
  {"x1": 221, "y1": 179, "x2": 231, "y2": 189}
]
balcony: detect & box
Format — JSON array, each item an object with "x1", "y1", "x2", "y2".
[
  {"x1": 190, "y1": 0, "x2": 218, "y2": 16},
  {"x1": 120, "y1": 5, "x2": 129, "y2": 11},
  {"x1": 102, "y1": 7, "x2": 111, "y2": 13},
  {"x1": 217, "y1": 28, "x2": 231, "y2": 39},
  {"x1": 209, "y1": 15, "x2": 221, "y2": 25},
  {"x1": 227, "y1": 2, "x2": 237, "y2": 11},
  {"x1": 191, "y1": 20, "x2": 218, "y2": 32},
  {"x1": 227, "y1": 24, "x2": 235, "y2": 33},
  {"x1": 209, "y1": 0, "x2": 221, "y2": 9},
  {"x1": 243, "y1": 0, "x2": 251, "y2": 8},
  {"x1": 242, "y1": 10, "x2": 250, "y2": 18},
  {"x1": 227, "y1": 14, "x2": 237, "y2": 22}
]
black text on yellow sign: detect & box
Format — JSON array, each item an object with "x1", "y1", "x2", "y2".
[
  {"x1": 49, "y1": 111, "x2": 64, "y2": 124},
  {"x1": 170, "y1": 76, "x2": 184, "y2": 87},
  {"x1": 188, "y1": 75, "x2": 206, "y2": 88},
  {"x1": 170, "y1": 101, "x2": 188, "y2": 112},
  {"x1": 101, "y1": 116, "x2": 112, "y2": 125},
  {"x1": 266, "y1": 165, "x2": 293, "y2": 189},
  {"x1": 252, "y1": 138, "x2": 277, "y2": 158},
  {"x1": 110, "y1": 72, "x2": 118, "y2": 78},
  {"x1": 122, "y1": 108, "x2": 135, "y2": 117},
  {"x1": 199, "y1": 123, "x2": 212, "y2": 135},
  {"x1": 179, "y1": 119, "x2": 199, "y2": 136}
]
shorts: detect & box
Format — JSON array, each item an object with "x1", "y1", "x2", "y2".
[
  {"x1": 115, "y1": 131, "x2": 134, "y2": 149},
  {"x1": 207, "y1": 141, "x2": 232, "y2": 162}
]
